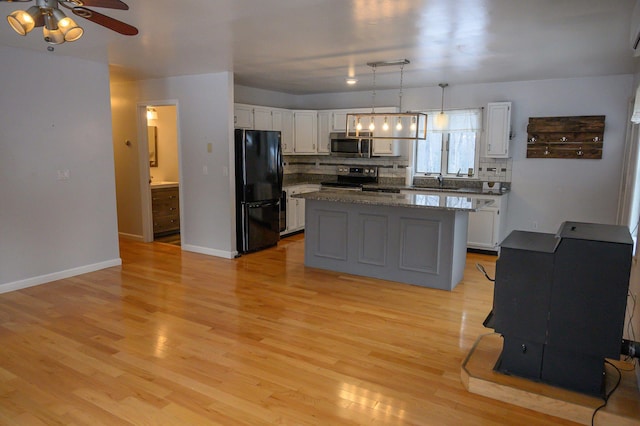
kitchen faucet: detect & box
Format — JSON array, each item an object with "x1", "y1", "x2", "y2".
[
  {"x1": 456, "y1": 168, "x2": 463, "y2": 177},
  {"x1": 437, "y1": 173, "x2": 444, "y2": 188}
]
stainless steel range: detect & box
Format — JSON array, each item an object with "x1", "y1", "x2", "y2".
[{"x1": 321, "y1": 166, "x2": 378, "y2": 190}]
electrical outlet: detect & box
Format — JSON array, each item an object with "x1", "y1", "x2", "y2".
[{"x1": 56, "y1": 169, "x2": 70, "y2": 181}]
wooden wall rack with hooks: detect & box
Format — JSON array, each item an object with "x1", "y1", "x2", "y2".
[{"x1": 526, "y1": 115, "x2": 605, "y2": 159}]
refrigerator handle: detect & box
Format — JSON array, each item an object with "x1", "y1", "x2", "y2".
[
  {"x1": 277, "y1": 133, "x2": 284, "y2": 188},
  {"x1": 247, "y1": 200, "x2": 279, "y2": 208}
]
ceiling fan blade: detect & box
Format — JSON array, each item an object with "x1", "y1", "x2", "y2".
[
  {"x1": 72, "y1": 0, "x2": 128, "y2": 10},
  {"x1": 72, "y1": 6, "x2": 138, "y2": 36}
]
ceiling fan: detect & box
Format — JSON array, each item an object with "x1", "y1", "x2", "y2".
[{"x1": 2, "y1": 0, "x2": 138, "y2": 45}]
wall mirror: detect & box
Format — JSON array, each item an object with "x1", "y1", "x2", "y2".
[{"x1": 148, "y1": 126, "x2": 158, "y2": 167}]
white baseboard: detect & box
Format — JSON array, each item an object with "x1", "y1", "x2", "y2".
[
  {"x1": 0, "y1": 258, "x2": 122, "y2": 295},
  {"x1": 118, "y1": 232, "x2": 145, "y2": 242},
  {"x1": 182, "y1": 244, "x2": 237, "y2": 259}
]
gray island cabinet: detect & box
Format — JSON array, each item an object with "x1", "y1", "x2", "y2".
[{"x1": 293, "y1": 190, "x2": 495, "y2": 291}]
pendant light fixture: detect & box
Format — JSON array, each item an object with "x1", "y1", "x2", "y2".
[
  {"x1": 433, "y1": 83, "x2": 449, "y2": 132},
  {"x1": 346, "y1": 59, "x2": 427, "y2": 140}
]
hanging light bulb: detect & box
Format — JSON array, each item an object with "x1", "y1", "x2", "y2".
[
  {"x1": 433, "y1": 83, "x2": 450, "y2": 132},
  {"x1": 369, "y1": 117, "x2": 375, "y2": 131},
  {"x1": 396, "y1": 117, "x2": 403, "y2": 131},
  {"x1": 410, "y1": 116, "x2": 417, "y2": 131},
  {"x1": 382, "y1": 117, "x2": 389, "y2": 131},
  {"x1": 356, "y1": 118, "x2": 362, "y2": 131}
]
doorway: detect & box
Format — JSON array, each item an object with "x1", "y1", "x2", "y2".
[
  {"x1": 618, "y1": 100, "x2": 640, "y2": 252},
  {"x1": 141, "y1": 103, "x2": 182, "y2": 245}
]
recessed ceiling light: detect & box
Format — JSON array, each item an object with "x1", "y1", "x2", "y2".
[{"x1": 346, "y1": 78, "x2": 358, "y2": 85}]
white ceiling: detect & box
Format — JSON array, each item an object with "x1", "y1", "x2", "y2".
[{"x1": 1, "y1": 0, "x2": 638, "y2": 94}]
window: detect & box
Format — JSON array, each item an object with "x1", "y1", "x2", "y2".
[{"x1": 414, "y1": 109, "x2": 482, "y2": 177}]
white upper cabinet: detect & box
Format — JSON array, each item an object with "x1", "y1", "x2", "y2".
[
  {"x1": 317, "y1": 111, "x2": 331, "y2": 154},
  {"x1": 279, "y1": 110, "x2": 294, "y2": 154},
  {"x1": 253, "y1": 107, "x2": 274, "y2": 130},
  {"x1": 484, "y1": 102, "x2": 512, "y2": 158},
  {"x1": 332, "y1": 111, "x2": 348, "y2": 132},
  {"x1": 293, "y1": 111, "x2": 318, "y2": 154},
  {"x1": 234, "y1": 104, "x2": 254, "y2": 129},
  {"x1": 371, "y1": 107, "x2": 401, "y2": 156},
  {"x1": 271, "y1": 109, "x2": 283, "y2": 132},
  {"x1": 372, "y1": 139, "x2": 400, "y2": 156}
]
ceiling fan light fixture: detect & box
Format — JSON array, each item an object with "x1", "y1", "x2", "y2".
[
  {"x1": 43, "y1": 12, "x2": 64, "y2": 45},
  {"x1": 52, "y1": 8, "x2": 83, "y2": 42},
  {"x1": 43, "y1": 26, "x2": 65, "y2": 44},
  {"x1": 5, "y1": 0, "x2": 137, "y2": 44},
  {"x1": 7, "y1": 6, "x2": 40, "y2": 35}
]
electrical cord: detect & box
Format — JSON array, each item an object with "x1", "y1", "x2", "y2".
[
  {"x1": 591, "y1": 360, "x2": 622, "y2": 426},
  {"x1": 475, "y1": 263, "x2": 495, "y2": 282},
  {"x1": 623, "y1": 292, "x2": 638, "y2": 367}
]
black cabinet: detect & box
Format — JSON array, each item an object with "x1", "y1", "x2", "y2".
[{"x1": 490, "y1": 222, "x2": 632, "y2": 396}]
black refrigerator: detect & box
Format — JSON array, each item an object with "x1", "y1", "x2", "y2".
[{"x1": 235, "y1": 129, "x2": 283, "y2": 253}]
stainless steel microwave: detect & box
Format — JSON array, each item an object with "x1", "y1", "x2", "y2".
[{"x1": 329, "y1": 132, "x2": 372, "y2": 157}]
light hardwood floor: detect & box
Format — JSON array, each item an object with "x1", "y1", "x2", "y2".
[{"x1": 0, "y1": 235, "x2": 581, "y2": 425}]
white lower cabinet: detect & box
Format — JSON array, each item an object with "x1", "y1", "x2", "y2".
[
  {"x1": 467, "y1": 207, "x2": 500, "y2": 250},
  {"x1": 400, "y1": 190, "x2": 508, "y2": 251},
  {"x1": 283, "y1": 184, "x2": 320, "y2": 235},
  {"x1": 466, "y1": 193, "x2": 508, "y2": 251}
]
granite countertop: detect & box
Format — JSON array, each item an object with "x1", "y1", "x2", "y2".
[
  {"x1": 283, "y1": 180, "x2": 508, "y2": 195},
  {"x1": 361, "y1": 184, "x2": 508, "y2": 196},
  {"x1": 293, "y1": 190, "x2": 495, "y2": 212}
]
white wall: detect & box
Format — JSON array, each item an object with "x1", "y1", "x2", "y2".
[
  {"x1": 113, "y1": 73, "x2": 236, "y2": 257},
  {"x1": 0, "y1": 46, "x2": 121, "y2": 292},
  {"x1": 239, "y1": 74, "x2": 634, "y2": 234},
  {"x1": 234, "y1": 85, "x2": 297, "y2": 109},
  {"x1": 111, "y1": 80, "x2": 143, "y2": 238}
]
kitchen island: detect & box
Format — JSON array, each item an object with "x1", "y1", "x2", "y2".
[{"x1": 293, "y1": 190, "x2": 495, "y2": 290}]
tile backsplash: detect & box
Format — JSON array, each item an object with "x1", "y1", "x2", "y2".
[
  {"x1": 284, "y1": 155, "x2": 409, "y2": 181},
  {"x1": 477, "y1": 157, "x2": 512, "y2": 182},
  {"x1": 284, "y1": 154, "x2": 512, "y2": 185}
]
